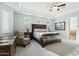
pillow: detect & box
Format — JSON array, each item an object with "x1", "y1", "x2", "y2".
[
  {"x1": 34, "y1": 29, "x2": 48, "y2": 32},
  {"x1": 42, "y1": 29, "x2": 48, "y2": 32},
  {"x1": 34, "y1": 29, "x2": 42, "y2": 32},
  {"x1": 14, "y1": 31, "x2": 24, "y2": 37}
]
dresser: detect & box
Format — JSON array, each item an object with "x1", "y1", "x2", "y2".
[{"x1": 0, "y1": 39, "x2": 16, "y2": 56}]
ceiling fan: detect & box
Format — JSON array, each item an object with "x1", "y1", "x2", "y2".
[{"x1": 49, "y1": 2, "x2": 66, "y2": 11}]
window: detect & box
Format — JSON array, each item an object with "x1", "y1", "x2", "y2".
[{"x1": 0, "y1": 9, "x2": 10, "y2": 33}]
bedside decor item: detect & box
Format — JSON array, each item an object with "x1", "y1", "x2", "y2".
[
  {"x1": 55, "y1": 21, "x2": 65, "y2": 30},
  {"x1": 27, "y1": 28, "x2": 29, "y2": 33},
  {"x1": 25, "y1": 24, "x2": 29, "y2": 33},
  {"x1": 25, "y1": 25, "x2": 29, "y2": 37}
]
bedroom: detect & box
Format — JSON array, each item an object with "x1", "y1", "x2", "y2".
[{"x1": 0, "y1": 1, "x2": 79, "y2": 56}]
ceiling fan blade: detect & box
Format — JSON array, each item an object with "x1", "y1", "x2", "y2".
[
  {"x1": 57, "y1": 4, "x2": 66, "y2": 7},
  {"x1": 49, "y1": 9, "x2": 53, "y2": 11}
]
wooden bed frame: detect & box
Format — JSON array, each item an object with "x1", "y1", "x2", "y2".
[
  {"x1": 32, "y1": 24, "x2": 46, "y2": 32},
  {"x1": 32, "y1": 24, "x2": 61, "y2": 47},
  {"x1": 32, "y1": 24, "x2": 47, "y2": 46}
]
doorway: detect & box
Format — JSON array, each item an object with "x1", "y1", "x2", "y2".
[{"x1": 69, "y1": 17, "x2": 77, "y2": 40}]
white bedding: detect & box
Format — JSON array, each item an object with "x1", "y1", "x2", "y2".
[{"x1": 33, "y1": 32, "x2": 59, "y2": 42}]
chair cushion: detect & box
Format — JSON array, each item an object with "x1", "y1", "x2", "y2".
[
  {"x1": 18, "y1": 32, "x2": 24, "y2": 37},
  {"x1": 14, "y1": 31, "x2": 24, "y2": 37},
  {"x1": 23, "y1": 38, "x2": 30, "y2": 41}
]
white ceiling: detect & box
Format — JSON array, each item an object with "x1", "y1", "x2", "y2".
[{"x1": 3, "y1": 2, "x2": 79, "y2": 19}]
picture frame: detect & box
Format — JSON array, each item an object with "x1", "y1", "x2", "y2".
[{"x1": 55, "y1": 22, "x2": 65, "y2": 30}]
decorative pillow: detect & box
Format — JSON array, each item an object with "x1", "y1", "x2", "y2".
[
  {"x1": 42, "y1": 29, "x2": 48, "y2": 32},
  {"x1": 34, "y1": 29, "x2": 48, "y2": 32},
  {"x1": 34, "y1": 29, "x2": 41, "y2": 32},
  {"x1": 14, "y1": 31, "x2": 24, "y2": 37}
]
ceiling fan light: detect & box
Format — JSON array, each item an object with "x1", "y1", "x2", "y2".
[
  {"x1": 57, "y1": 8, "x2": 60, "y2": 11},
  {"x1": 53, "y1": 7, "x2": 58, "y2": 11},
  {"x1": 49, "y1": 2, "x2": 66, "y2": 12}
]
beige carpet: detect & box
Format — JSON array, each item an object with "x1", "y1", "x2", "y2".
[
  {"x1": 45, "y1": 40, "x2": 79, "y2": 56},
  {"x1": 15, "y1": 40, "x2": 57, "y2": 56}
]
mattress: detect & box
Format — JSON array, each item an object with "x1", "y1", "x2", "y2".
[{"x1": 33, "y1": 32, "x2": 59, "y2": 42}]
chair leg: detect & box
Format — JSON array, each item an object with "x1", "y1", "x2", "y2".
[{"x1": 23, "y1": 45, "x2": 26, "y2": 47}]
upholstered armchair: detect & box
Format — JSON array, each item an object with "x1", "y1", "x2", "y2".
[{"x1": 14, "y1": 31, "x2": 31, "y2": 47}]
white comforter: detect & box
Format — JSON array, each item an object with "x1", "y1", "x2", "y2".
[{"x1": 33, "y1": 32, "x2": 59, "y2": 42}]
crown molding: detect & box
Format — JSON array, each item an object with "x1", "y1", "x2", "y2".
[
  {"x1": 55, "y1": 8, "x2": 79, "y2": 18},
  {"x1": 2, "y1": 2, "x2": 55, "y2": 19}
]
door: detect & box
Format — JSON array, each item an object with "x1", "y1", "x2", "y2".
[{"x1": 69, "y1": 30, "x2": 76, "y2": 40}]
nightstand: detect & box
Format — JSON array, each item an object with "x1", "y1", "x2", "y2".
[{"x1": 24, "y1": 32, "x2": 32, "y2": 40}]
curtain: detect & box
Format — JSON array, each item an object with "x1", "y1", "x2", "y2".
[{"x1": 0, "y1": 9, "x2": 10, "y2": 33}]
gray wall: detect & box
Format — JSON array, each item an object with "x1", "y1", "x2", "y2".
[
  {"x1": 54, "y1": 10, "x2": 79, "y2": 40},
  {"x1": 14, "y1": 12, "x2": 54, "y2": 32},
  {"x1": 54, "y1": 18, "x2": 70, "y2": 40}
]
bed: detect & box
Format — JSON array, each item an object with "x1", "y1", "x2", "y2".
[{"x1": 32, "y1": 24, "x2": 61, "y2": 47}]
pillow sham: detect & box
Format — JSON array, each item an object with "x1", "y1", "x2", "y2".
[{"x1": 34, "y1": 29, "x2": 48, "y2": 32}]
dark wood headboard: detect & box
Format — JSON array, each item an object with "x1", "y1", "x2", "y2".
[{"x1": 32, "y1": 24, "x2": 46, "y2": 33}]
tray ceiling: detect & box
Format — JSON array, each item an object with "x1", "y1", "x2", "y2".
[{"x1": 3, "y1": 2, "x2": 79, "y2": 19}]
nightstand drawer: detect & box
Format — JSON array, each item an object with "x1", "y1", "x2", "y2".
[{"x1": 0, "y1": 45, "x2": 10, "y2": 56}]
